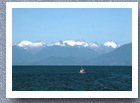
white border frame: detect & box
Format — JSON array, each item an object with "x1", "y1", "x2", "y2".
[{"x1": 6, "y1": 2, "x2": 138, "y2": 98}]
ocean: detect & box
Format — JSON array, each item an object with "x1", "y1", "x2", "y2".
[{"x1": 12, "y1": 66, "x2": 132, "y2": 91}]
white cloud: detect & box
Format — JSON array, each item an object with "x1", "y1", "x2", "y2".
[
  {"x1": 104, "y1": 41, "x2": 118, "y2": 48},
  {"x1": 17, "y1": 41, "x2": 45, "y2": 47}
]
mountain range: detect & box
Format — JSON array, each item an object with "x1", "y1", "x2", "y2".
[{"x1": 12, "y1": 40, "x2": 132, "y2": 66}]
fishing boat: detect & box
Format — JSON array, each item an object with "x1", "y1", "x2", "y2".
[{"x1": 79, "y1": 67, "x2": 86, "y2": 73}]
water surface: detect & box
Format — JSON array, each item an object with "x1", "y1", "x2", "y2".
[{"x1": 12, "y1": 66, "x2": 132, "y2": 91}]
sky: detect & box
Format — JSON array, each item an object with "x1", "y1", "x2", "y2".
[{"x1": 12, "y1": 8, "x2": 132, "y2": 45}]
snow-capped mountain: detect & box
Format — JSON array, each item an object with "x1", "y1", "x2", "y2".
[
  {"x1": 12, "y1": 41, "x2": 132, "y2": 65},
  {"x1": 16, "y1": 41, "x2": 46, "y2": 49},
  {"x1": 12, "y1": 40, "x2": 122, "y2": 65},
  {"x1": 49, "y1": 40, "x2": 119, "y2": 48},
  {"x1": 14, "y1": 40, "x2": 120, "y2": 49},
  {"x1": 49, "y1": 40, "x2": 89, "y2": 47},
  {"x1": 103, "y1": 41, "x2": 119, "y2": 48}
]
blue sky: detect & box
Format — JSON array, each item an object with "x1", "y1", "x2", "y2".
[{"x1": 12, "y1": 8, "x2": 132, "y2": 45}]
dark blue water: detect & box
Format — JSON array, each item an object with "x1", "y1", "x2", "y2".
[{"x1": 12, "y1": 66, "x2": 132, "y2": 91}]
